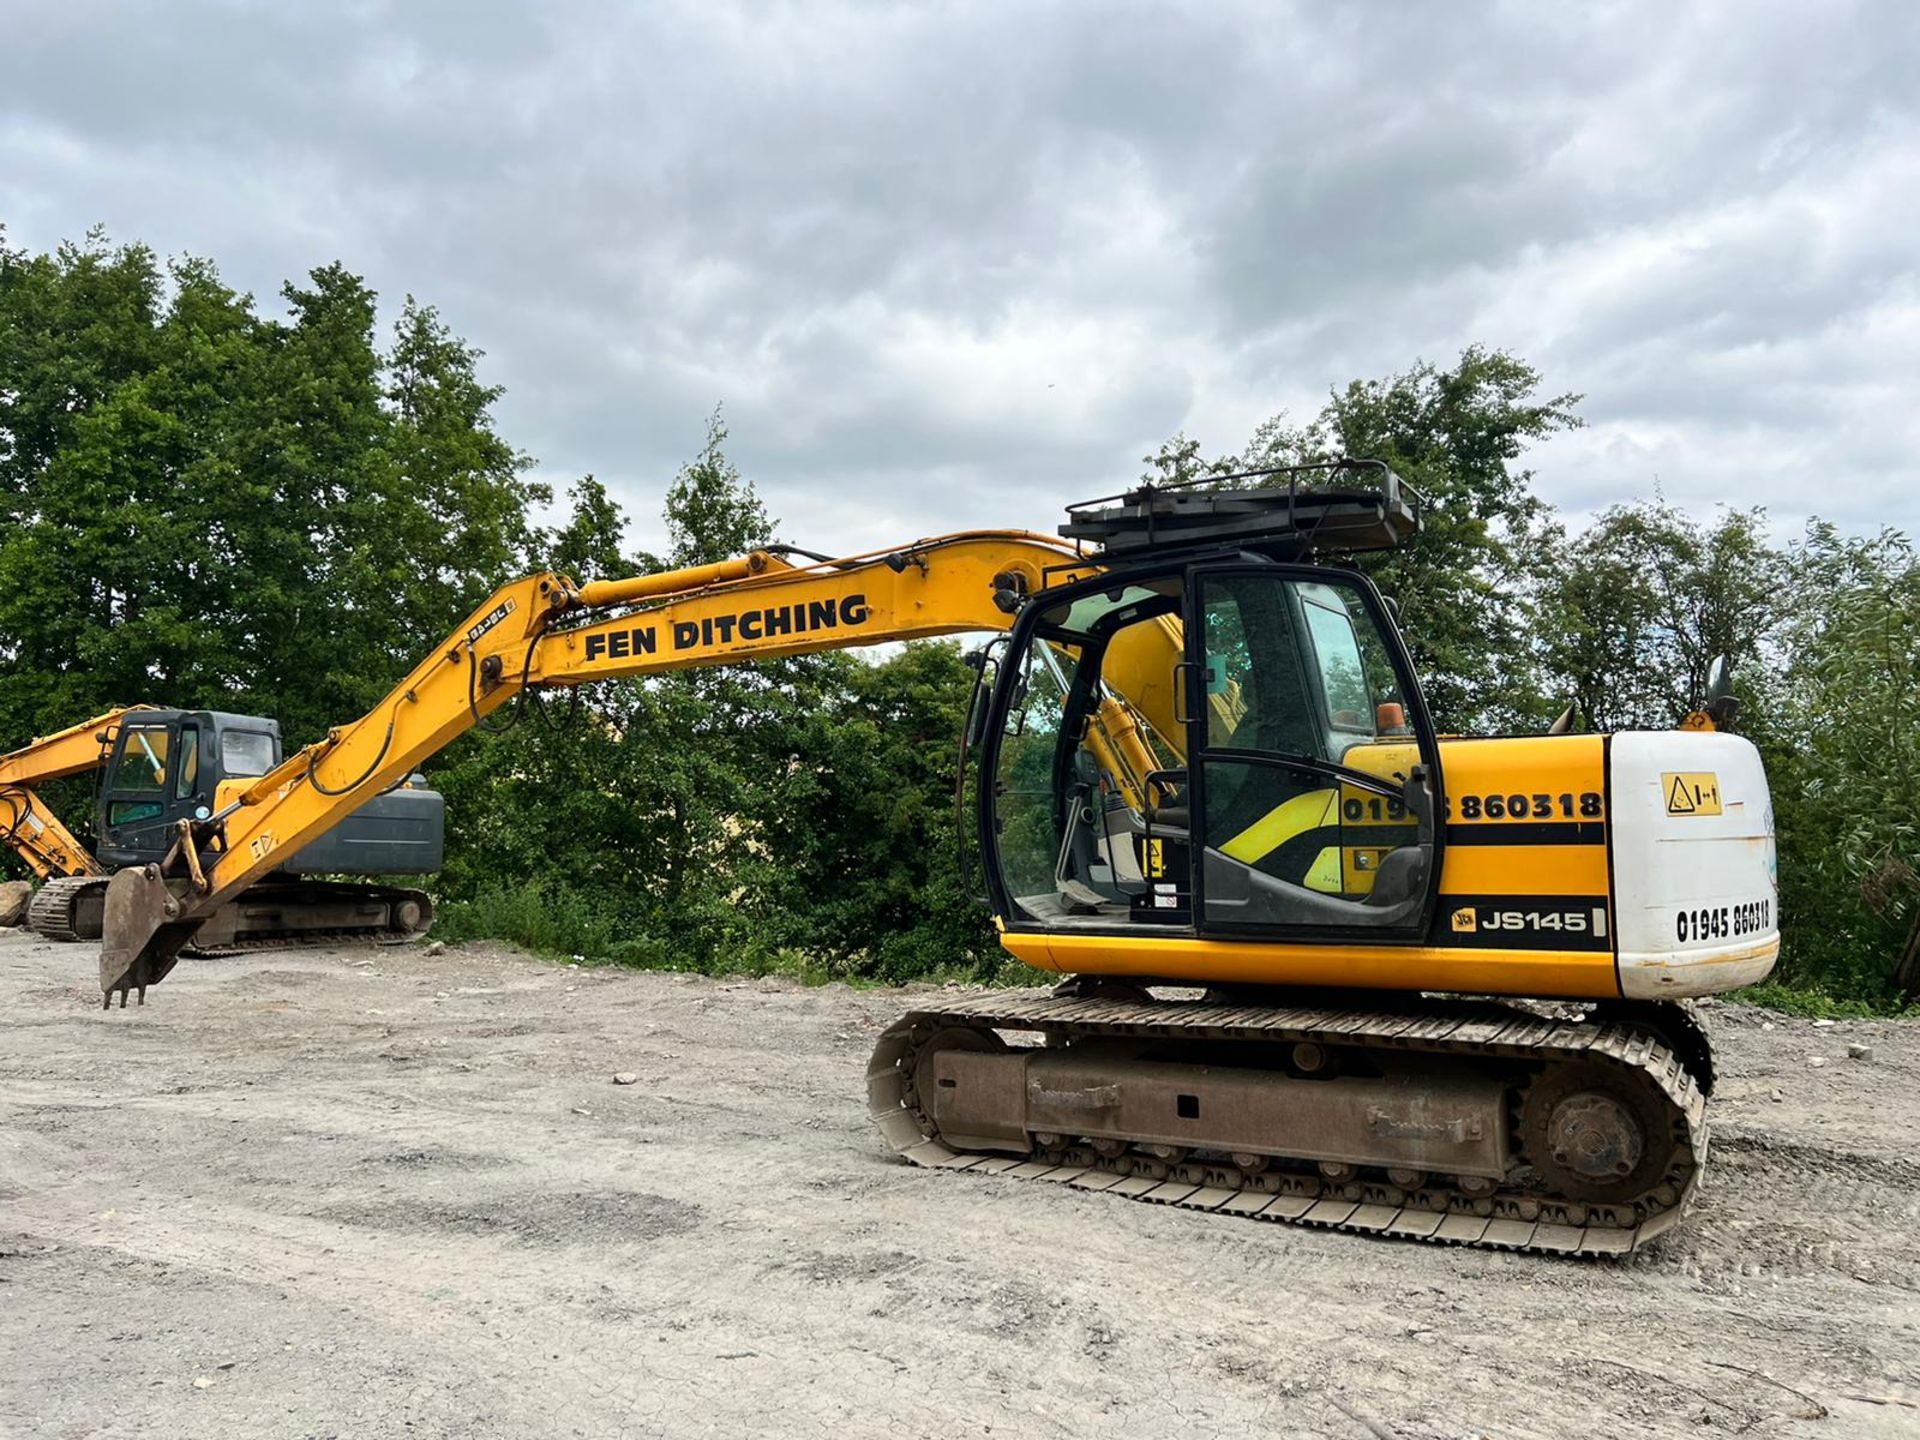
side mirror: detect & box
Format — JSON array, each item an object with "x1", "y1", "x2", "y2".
[
  {"x1": 1681, "y1": 654, "x2": 1742, "y2": 733},
  {"x1": 962, "y1": 643, "x2": 1004, "y2": 749},
  {"x1": 1706, "y1": 655, "x2": 1732, "y2": 702},
  {"x1": 1705, "y1": 654, "x2": 1741, "y2": 729}
]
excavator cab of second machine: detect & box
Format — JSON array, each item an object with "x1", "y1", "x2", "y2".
[{"x1": 980, "y1": 481, "x2": 1444, "y2": 950}]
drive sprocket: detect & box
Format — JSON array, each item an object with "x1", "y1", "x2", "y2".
[{"x1": 1518, "y1": 1058, "x2": 1679, "y2": 1206}]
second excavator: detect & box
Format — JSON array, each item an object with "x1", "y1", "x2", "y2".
[
  {"x1": 90, "y1": 461, "x2": 1778, "y2": 1255},
  {"x1": 1, "y1": 704, "x2": 442, "y2": 948}
]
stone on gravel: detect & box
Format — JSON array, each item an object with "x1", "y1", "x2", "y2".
[
  {"x1": 423, "y1": 940, "x2": 446, "y2": 957},
  {"x1": 1848, "y1": 1043, "x2": 1874, "y2": 1061},
  {"x1": 0, "y1": 880, "x2": 31, "y2": 927},
  {"x1": 1808, "y1": 1056, "x2": 1828, "y2": 1068},
  {"x1": 613, "y1": 1072, "x2": 639, "y2": 1086},
  {"x1": 1770, "y1": 1088, "x2": 1785, "y2": 1102}
]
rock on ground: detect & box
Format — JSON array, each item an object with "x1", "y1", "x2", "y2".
[
  {"x1": 0, "y1": 880, "x2": 32, "y2": 927},
  {"x1": 0, "y1": 930, "x2": 1916, "y2": 1439}
]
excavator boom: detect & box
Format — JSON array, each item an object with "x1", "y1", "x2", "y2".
[{"x1": 99, "y1": 531, "x2": 1087, "y2": 997}]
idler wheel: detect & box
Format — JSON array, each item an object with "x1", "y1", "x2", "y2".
[
  {"x1": 1519, "y1": 1059, "x2": 1675, "y2": 1204},
  {"x1": 907, "y1": 1025, "x2": 1005, "y2": 1119}
]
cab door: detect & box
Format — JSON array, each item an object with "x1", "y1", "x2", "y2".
[
  {"x1": 1184, "y1": 565, "x2": 1443, "y2": 939},
  {"x1": 98, "y1": 717, "x2": 204, "y2": 867}
]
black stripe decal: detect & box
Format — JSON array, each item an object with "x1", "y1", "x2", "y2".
[{"x1": 1445, "y1": 821, "x2": 1606, "y2": 847}]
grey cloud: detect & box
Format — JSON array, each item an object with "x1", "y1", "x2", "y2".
[{"x1": 3, "y1": 0, "x2": 1917, "y2": 556}]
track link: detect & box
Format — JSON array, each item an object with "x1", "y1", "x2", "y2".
[
  {"x1": 27, "y1": 876, "x2": 432, "y2": 954},
  {"x1": 26, "y1": 875, "x2": 105, "y2": 941},
  {"x1": 868, "y1": 993, "x2": 1706, "y2": 1257}
]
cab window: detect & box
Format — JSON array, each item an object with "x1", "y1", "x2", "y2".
[
  {"x1": 117, "y1": 725, "x2": 171, "y2": 793},
  {"x1": 1194, "y1": 571, "x2": 1433, "y2": 931},
  {"x1": 221, "y1": 730, "x2": 278, "y2": 778},
  {"x1": 992, "y1": 640, "x2": 1081, "y2": 905},
  {"x1": 175, "y1": 725, "x2": 201, "y2": 798},
  {"x1": 108, "y1": 724, "x2": 172, "y2": 828},
  {"x1": 990, "y1": 577, "x2": 1186, "y2": 928}
]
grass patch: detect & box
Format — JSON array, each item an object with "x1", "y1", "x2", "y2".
[
  {"x1": 1730, "y1": 980, "x2": 1918, "y2": 1019},
  {"x1": 430, "y1": 881, "x2": 1039, "y2": 988}
]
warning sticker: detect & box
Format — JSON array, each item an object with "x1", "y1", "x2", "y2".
[{"x1": 1662, "y1": 772, "x2": 1722, "y2": 817}]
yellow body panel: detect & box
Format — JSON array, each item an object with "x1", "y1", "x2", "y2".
[
  {"x1": 1002, "y1": 930, "x2": 1621, "y2": 1000},
  {"x1": 997, "y1": 730, "x2": 1624, "y2": 1001},
  {"x1": 1440, "y1": 844, "x2": 1609, "y2": 895}
]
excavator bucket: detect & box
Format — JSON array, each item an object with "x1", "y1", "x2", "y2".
[{"x1": 98, "y1": 866, "x2": 196, "y2": 1007}]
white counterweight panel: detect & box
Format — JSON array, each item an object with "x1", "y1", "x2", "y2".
[{"x1": 1608, "y1": 731, "x2": 1779, "y2": 999}]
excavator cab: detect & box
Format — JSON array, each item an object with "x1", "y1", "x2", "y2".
[
  {"x1": 98, "y1": 711, "x2": 260, "y2": 868},
  {"x1": 981, "y1": 497, "x2": 1442, "y2": 946}
]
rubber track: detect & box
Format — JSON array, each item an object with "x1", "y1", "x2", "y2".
[{"x1": 867, "y1": 993, "x2": 1706, "y2": 1258}]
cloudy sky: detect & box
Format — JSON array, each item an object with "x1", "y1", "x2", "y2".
[{"x1": 5, "y1": 1, "x2": 1916, "y2": 556}]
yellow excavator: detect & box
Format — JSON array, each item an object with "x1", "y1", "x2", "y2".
[
  {"x1": 1, "y1": 704, "x2": 442, "y2": 947},
  {"x1": 93, "y1": 461, "x2": 1778, "y2": 1254}
]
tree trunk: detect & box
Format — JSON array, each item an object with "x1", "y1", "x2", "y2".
[{"x1": 1894, "y1": 907, "x2": 1920, "y2": 1003}]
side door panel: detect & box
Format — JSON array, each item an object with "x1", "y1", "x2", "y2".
[
  {"x1": 1185, "y1": 565, "x2": 1443, "y2": 941},
  {"x1": 99, "y1": 720, "x2": 181, "y2": 866}
]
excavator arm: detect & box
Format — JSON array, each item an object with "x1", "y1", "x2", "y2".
[
  {"x1": 99, "y1": 531, "x2": 1104, "y2": 1001},
  {"x1": 0, "y1": 706, "x2": 155, "y2": 879}
]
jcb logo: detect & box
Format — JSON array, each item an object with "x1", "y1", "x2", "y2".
[{"x1": 1450, "y1": 907, "x2": 1478, "y2": 934}]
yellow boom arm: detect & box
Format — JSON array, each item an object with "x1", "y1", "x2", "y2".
[
  {"x1": 100, "y1": 533, "x2": 1112, "y2": 999},
  {"x1": 0, "y1": 706, "x2": 155, "y2": 879}
]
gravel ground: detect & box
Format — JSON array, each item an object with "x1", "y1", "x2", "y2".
[{"x1": 1, "y1": 927, "x2": 1916, "y2": 1439}]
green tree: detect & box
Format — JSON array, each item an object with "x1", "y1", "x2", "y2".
[
  {"x1": 1755, "y1": 524, "x2": 1920, "y2": 1002},
  {"x1": 0, "y1": 230, "x2": 546, "y2": 894},
  {"x1": 0, "y1": 232, "x2": 543, "y2": 753},
  {"x1": 548, "y1": 475, "x2": 631, "y2": 582},
  {"x1": 651, "y1": 406, "x2": 771, "y2": 570},
  {"x1": 1538, "y1": 501, "x2": 1784, "y2": 731},
  {"x1": 1156, "y1": 346, "x2": 1583, "y2": 731}
]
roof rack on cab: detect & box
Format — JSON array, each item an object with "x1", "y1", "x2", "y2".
[{"x1": 1059, "y1": 457, "x2": 1423, "y2": 561}]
